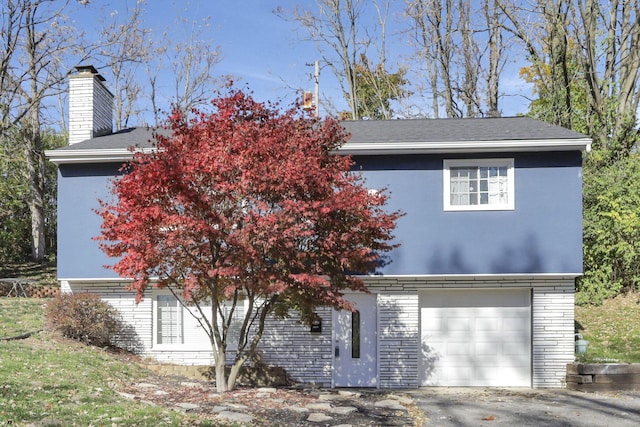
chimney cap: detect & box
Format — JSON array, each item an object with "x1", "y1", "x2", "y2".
[{"x1": 74, "y1": 65, "x2": 106, "y2": 82}]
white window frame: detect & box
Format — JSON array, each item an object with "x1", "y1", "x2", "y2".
[
  {"x1": 154, "y1": 292, "x2": 184, "y2": 346},
  {"x1": 443, "y1": 158, "x2": 515, "y2": 211},
  {"x1": 152, "y1": 290, "x2": 247, "y2": 350},
  {"x1": 221, "y1": 299, "x2": 246, "y2": 348}
]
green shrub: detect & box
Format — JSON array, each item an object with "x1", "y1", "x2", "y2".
[
  {"x1": 580, "y1": 153, "x2": 640, "y2": 305},
  {"x1": 45, "y1": 293, "x2": 122, "y2": 347}
]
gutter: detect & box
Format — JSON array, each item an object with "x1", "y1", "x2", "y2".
[{"x1": 46, "y1": 138, "x2": 592, "y2": 165}]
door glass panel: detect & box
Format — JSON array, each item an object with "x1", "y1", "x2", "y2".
[{"x1": 352, "y1": 310, "x2": 361, "y2": 359}]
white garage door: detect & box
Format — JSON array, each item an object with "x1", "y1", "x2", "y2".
[{"x1": 420, "y1": 289, "x2": 531, "y2": 387}]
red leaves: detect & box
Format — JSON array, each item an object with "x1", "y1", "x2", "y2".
[{"x1": 96, "y1": 87, "x2": 402, "y2": 313}]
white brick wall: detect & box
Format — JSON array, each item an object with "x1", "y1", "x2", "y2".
[
  {"x1": 365, "y1": 276, "x2": 576, "y2": 388},
  {"x1": 532, "y1": 284, "x2": 575, "y2": 387},
  {"x1": 377, "y1": 294, "x2": 419, "y2": 388},
  {"x1": 260, "y1": 307, "x2": 333, "y2": 386},
  {"x1": 64, "y1": 276, "x2": 576, "y2": 389},
  {"x1": 65, "y1": 281, "x2": 151, "y2": 354},
  {"x1": 64, "y1": 281, "x2": 333, "y2": 385},
  {"x1": 68, "y1": 69, "x2": 113, "y2": 145}
]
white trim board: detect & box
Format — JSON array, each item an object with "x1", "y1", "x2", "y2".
[{"x1": 45, "y1": 138, "x2": 591, "y2": 165}]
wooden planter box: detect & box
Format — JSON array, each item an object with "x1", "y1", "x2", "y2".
[{"x1": 567, "y1": 363, "x2": 640, "y2": 391}]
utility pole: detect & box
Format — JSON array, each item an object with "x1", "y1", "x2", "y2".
[
  {"x1": 313, "y1": 60, "x2": 319, "y2": 118},
  {"x1": 306, "y1": 61, "x2": 320, "y2": 117}
]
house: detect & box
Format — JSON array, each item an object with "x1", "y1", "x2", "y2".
[{"x1": 46, "y1": 66, "x2": 590, "y2": 389}]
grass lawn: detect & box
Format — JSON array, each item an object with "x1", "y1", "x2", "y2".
[
  {"x1": 575, "y1": 292, "x2": 640, "y2": 363},
  {"x1": 0, "y1": 297, "x2": 219, "y2": 426},
  {"x1": 1, "y1": 289, "x2": 639, "y2": 425},
  {"x1": 0, "y1": 262, "x2": 57, "y2": 286}
]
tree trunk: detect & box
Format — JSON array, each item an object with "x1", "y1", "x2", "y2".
[
  {"x1": 546, "y1": 0, "x2": 572, "y2": 129},
  {"x1": 28, "y1": 148, "x2": 46, "y2": 261},
  {"x1": 485, "y1": 0, "x2": 501, "y2": 117},
  {"x1": 214, "y1": 348, "x2": 228, "y2": 393},
  {"x1": 24, "y1": 5, "x2": 46, "y2": 262},
  {"x1": 226, "y1": 359, "x2": 243, "y2": 391},
  {"x1": 459, "y1": 0, "x2": 479, "y2": 117},
  {"x1": 438, "y1": 0, "x2": 458, "y2": 118},
  {"x1": 21, "y1": 122, "x2": 46, "y2": 261}
]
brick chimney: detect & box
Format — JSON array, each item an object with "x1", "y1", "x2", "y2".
[{"x1": 68, "y1": 65, "x2": 113, "y2": 145}]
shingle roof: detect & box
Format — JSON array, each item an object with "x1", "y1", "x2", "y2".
[
  {"x1": 340, "y1": 117, "x2": 587, "y2": 143},
  {"x1": 57, "y1": 117, "x2": 587, "y2": 151},
  {"x1": 47, "y1": 117, "x2": 591, "y2": 164},
  {"x1": 53, "y1": 127, "x2": 163, "y2": 151}
]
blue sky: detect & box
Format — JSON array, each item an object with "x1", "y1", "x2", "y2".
[{"x1": 74, "y1": 0, "x2": 532, "y2": 121}]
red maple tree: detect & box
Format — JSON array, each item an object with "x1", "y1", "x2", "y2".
[{"x1": 96, "y1": 88, "x2": 402, "y2": 392}]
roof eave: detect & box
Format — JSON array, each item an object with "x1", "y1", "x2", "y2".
[
  {"x1": 44, "y1": 148, "x2": 154, "y2": 164},
  {"x1": 337, "y1": 138, "x2": 592, "y2": 155},
  {"x1": 46, "y1": 138, "x2": 592, "y2": 164}
]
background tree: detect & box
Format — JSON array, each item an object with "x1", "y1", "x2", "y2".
[
  {"x1": 484, "y1": 0, "x2": 503, "y2": 117},
  {"x1": 505, "y1": 0, "x2": 640, "y2": 304},
  {"x1": 576, "y1": 0, "x2": 640, "y2": 157},
  {"x1": 96, "y1": 88, "x2": 402, "y2": 392},
  {"x1": 0, "y1": 0, "x2": 154, "y2": 262},
  {"x1": 0, "y1": 129, "x2": 64, "y2": 264},
  {"x1": 519, "y1": 40, "x2": 589, "y2": 134},
  {"x1": 0, "y1": 0, "x2": 94, "y2": 261},
  {"x1": 406, "y1": 0, "x2": 507, "y2": 117},
  {"x1": 281, "y1": 0, "x2": 364, "y2": 119},
  {"x1": 0, "y1": 128, "x2": 31, "y2": 263},
  {"x1": 498, "y1": 0, "x2": 640, "y2": 157},
  {"x1": 580, "y1": 153, "x2": 640, "y2": 304},
  {"x1": 497, "y1": 0, "x2": 573, "y2": 128},
  {"x1": 145, "y1": 16, "x2": 223, "y2": 125},
  {"x1": 352, "y1": 54, "x2": 408, "y2": 119},
  {"x1": 98, "y1": 0, "x2": 152, "y2": 131},
  {"x1": 281, "y1": 0, "x2": 407, "y2": 119}
]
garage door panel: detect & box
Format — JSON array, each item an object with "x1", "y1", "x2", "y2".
[
  {"x1": 421, "y1": 319, "x2": 443, "y2": 333},
  {"x1": 475, "y1": 318, "x2": 499, "y2": 331},
  {"x1": 423, "y1": 290, "x2": 529, "y2": 308},
  {"x1": 476, "y1": 342, "x2": 499, "y2": 356},
  {"x1": 447, "y1": 316, "x2": 472, "y2": 331},
  {"x1": 420, "y1": 289, "x2": 531, "y2": 387},
  {"x1": 504, "y1": 318, "x2": 528, "y2": 332},
  {"x1": 444, "y1": 367, "x2": 473, "y2": 384},
  {"x1": 503, "y1": 342, "x2": 527, "y2": 356},
  {"x1": 446, "y1": 342, "x2": 471, "y2": 356}
]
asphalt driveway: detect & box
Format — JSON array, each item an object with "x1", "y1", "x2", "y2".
[{"x1": 408, "y1": 388, "x2": 640, "y2": 426}]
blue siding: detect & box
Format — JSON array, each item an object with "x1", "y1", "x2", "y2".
[
  {"x1": 57, "y1": 152, "x2": 583, "y2": 279},
  {"x1": 57, "y1": 163, "x2": 124, "y2": 279},
  {"x1": 354, "y1": 151, "x2": 583, "y2": 275}
]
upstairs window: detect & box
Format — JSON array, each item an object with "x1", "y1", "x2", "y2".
[{"x1": 443, "y1": 159, "x2": 514, "y2": 211}]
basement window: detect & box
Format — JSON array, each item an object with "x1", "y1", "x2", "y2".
[
  {"x1": 154, "y1": 292, "x2": 246, "y2": 349},
  {"x1": 156, "y1": 294, "x2": 183, "y2": 345}
]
